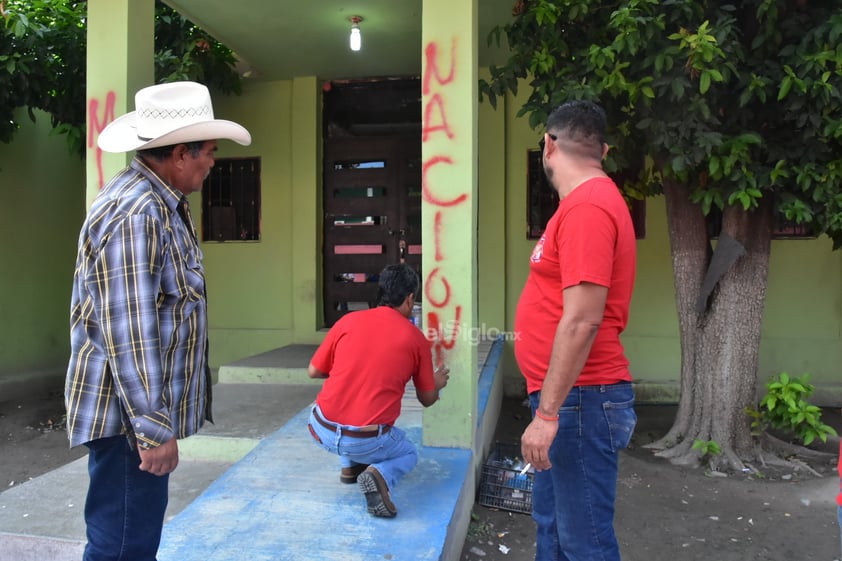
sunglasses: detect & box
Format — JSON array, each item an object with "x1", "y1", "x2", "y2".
[{"x1": 538, "y1": 133, "x2": 558, "y2": 151}]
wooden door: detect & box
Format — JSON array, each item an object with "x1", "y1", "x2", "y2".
[{"x1": 323, "y1": 135, "x2": 421, "y2": 327}]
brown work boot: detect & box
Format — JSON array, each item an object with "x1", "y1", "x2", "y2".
[
  {"x1": 340, "y1": 464, "x2": 369, "y2": 484},
  {"x1": 357, "y1": 466, "x2": 397, "y2": 518}
]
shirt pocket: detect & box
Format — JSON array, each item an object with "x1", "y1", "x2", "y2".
[{"x1": 160, "y1": 231, "x2": 205, "y2": 303}]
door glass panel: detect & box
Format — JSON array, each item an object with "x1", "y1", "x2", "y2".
[
  {"x1": 333, "y1": 244, "x2": 383, "y2": 255},
  {"x1": 333, "y1": 272, "x2": 380, "y2": 283},
  {"x1": 333, "y1": 159, "x2": 386, "y2": 170},
  {"x1": 332, "y1": 215, "x2": 386, "y2": 226},
  {"x1": 333, "y1": 301, "x2": 371, "y2": 312},
  {"x1": 333, "y1": 187, "x2": 387, "y2": 198}
]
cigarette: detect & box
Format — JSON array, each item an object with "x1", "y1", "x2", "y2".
[{"x1": 519, "y1": 463, "x2": 532, "y2": 476}]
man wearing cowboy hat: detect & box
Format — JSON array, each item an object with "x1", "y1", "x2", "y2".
[{"x1": 65, "y1": 81, "x2": 250, "y2": 561}]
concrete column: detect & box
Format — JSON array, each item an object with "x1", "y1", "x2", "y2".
[
  {"x1": 477, "y1": 68, "x2": 507, "y2": 332},
  {"x1": 420, "y1": 0, "x2": 478, "y2": 448},
  {"x1": 85, "y1": 0, "x2": 154, "y2": 208},
  {"x1": 290, "y1": 76, "x2": 321, "y2": 339}
]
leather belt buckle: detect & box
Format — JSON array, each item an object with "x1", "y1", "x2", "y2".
[{"x1": 313, "y1": 408, "x2": 390, "y2": 439}]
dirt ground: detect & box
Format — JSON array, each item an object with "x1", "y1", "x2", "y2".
[
  {"x1": 1, "y1": 391, "x2": 841, "y2": 561},
  {"x1": 0, "y1": 389, "x2": 85, "y2": 489},
  {"x1": 461, "y1": 397, "x2": 842, "y2": 561}
]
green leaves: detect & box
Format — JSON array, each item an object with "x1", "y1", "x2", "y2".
[
  {"x1": 530, "y1": 46, "x2": 557, "y2": 75},
  {"x1": 12, "y1": 12, "x2": 29, "y2": 38},
  {"x1": 692, "y1": 438, "x2": 722, "y2": 458},
  {"x1": 748, "y1": 372, "x2": 838, "y2": 446},
  {"x1": 668, "y1": 19, "x2": 726, "y2": 69},
  {"x1": 482, "y1": 0, "x2": 842, "y2": 244},
  {"x1": 777, "y1": 66, "x2": 807, "y2": 101},
  {"x1": 739, "y1": 74, "x2": 770, "y2": 106},
  {"x1": 1, "y1": 0, "x2": 242, "y2": 155},
  {"x1": 727, "y1": 187, "x2": 762, "y2": 211},
  {"x1": 534, "y1": 0, "x2": 561, "y2": 25},
  {"x1": 699, "y1": 68, "x2": 723, "y2": 94}
]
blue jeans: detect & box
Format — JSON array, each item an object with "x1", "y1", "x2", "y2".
[
  {"x1": 308, "y1": 405, "x2": 417, "y2": 492},
  {"x1": 529, "y1": 382, "x2": 636, "y2": 561},
  {"x1": 83, "y1": 435, "x2": 169, "y2": 561}
]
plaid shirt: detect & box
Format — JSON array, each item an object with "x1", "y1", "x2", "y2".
[{"x1": 65, "y1": 157, "x2": 212, "y2": 449}]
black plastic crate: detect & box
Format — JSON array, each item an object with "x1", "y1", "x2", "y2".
[{"x1": 478, "y1": 442, "x2": 533, "y2": 514}]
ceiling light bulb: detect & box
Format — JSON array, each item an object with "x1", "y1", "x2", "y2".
[
  {"x1": 349, "y1": 16, "x2": 362, "y2": 52},
  {"x1": 350, "y1": 26, "x2": 361, "y2": 51}
]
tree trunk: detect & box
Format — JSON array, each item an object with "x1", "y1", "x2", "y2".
[
  {"x1": 645, "y1": 179, "x2": 710, "y2": 456},
  {"x1": 647, "y1": 181, "x2": 774, "y2": 471},
  {"x1": 705, "y1": 199, "x2": 773, "y2": 468}
]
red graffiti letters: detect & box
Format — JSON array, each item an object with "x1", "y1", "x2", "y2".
[
  {"x1": 422, "y1": 38, "x2": 469, "y2": 366},
  {"x1": 424, "y1": 267, "x2": 452, "y2": 308},
  {"x1": 434, "y1": 211, "x2": 444, "y2": 262},
  {"x1": 422, "y1": 156, "x2": 468, "y2": 207},
  {"x1": 88, "y1": 91, "x2": 116, "y2": 189},
  {"x1": 422, "y1": 94, "x2": 455, "y2": 142},
  {"x1": 426, "y1": 306, "x2": 462, "y2": 365},
  {"x1": 422, "y1": 40, "x2": 457, "y2": 95}
]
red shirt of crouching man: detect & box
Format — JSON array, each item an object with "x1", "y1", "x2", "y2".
[{"x1": 306, "y1": 263, "x2": 449, "y2": 518}]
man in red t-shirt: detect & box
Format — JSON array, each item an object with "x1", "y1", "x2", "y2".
[
  {"x1": 514, "y1": 101, "x2": 637, "y2": 561},
  {"x1": 307, "y1": 264, "x2": 449, "y2": 518}
]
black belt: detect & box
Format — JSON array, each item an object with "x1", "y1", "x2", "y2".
[{"x1": 312, "y1": 408, "x2": 391, "y2": 439}]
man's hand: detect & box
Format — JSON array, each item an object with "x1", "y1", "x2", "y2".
[
  {"x1": 433, "y1": 365, "x2": 450, "y2": 391},
  {"x1": 417, "y1": 365, "x2": 450, "y2": 407},
  {"x1": 521, "y1": 416, "x2": 558, "y2": 471},
  {"x1": 138, "y1": 437, "x2": 179, "y2": 476}
]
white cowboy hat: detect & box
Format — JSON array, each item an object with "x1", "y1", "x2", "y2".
[{"x1": 97, "y1": 81, "x2": 251, "y2": 153}]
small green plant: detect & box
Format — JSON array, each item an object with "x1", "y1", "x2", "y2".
[
  {"x1": 692, "y1": 438, "x2": 722, "y2": 460},
  {"x1": 747, "y1": 372, "x2": 838, "y2": 446},
  {"x1": 467, "y1": 512, "x2": 492, "y2": 540}
]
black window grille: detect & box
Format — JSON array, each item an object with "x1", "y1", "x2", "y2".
[
  {"x1": 705, "y1": 207, "x2": 816, "y2": 239},
  {"x1": 201, "y1": 157, "x2": 261, "y2": 242},
  {"x1": 527, "y1": 149, "x2": 646, "y2": 239}
]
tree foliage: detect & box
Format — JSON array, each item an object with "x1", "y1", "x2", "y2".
[
  {"x1": 481, "y1": 0, "x2": 842, "y2": 245},
  {"x1": 0, "y1": 0, "x2": 241, "y2": 157},
  {"x1": 0, "y1": 0, "x2": 86, "y2": 148}
]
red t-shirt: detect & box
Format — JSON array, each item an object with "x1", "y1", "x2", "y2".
[
  {"x1": 311, "y1": 306, "x2": 436, "y2": 426},
  {"x1": 514, "y1": 177, "x2": 636, "y2": 394}
]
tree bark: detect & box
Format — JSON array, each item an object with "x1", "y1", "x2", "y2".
[
  {"x1": 648, "y1": 182, "x2": 774, "y2": 471},
  {"x1": 707, "y1": 199, "x2": 773, "y2": 467},
  {"x1": 646, "y1": 179, "x2": 709, "y2": 455}
]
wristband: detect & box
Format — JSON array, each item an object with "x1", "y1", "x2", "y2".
[{"x1": 535, "y1": 409, "x2": 559, "y2": 422}]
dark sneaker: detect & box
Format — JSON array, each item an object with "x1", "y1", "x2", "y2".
[
  {"x1": 340, "y1": 464, "x2": 369, "y2": 484},
  {"x1": 357, "y1": 467, "x2": 397, "y2": 518}
]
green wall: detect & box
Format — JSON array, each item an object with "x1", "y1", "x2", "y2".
[
  {"x1": 0, "y1": 110, "x2": 85, "y2": 391},
  {"x1": 477, "y1": 68, "x2": 508, "y2": 332},
  {"x1": 759, "y1": 237, "x2": 842, "y2": 401},
  {"x1": 196, "y1": 80, "x2": 300, "y2": 366}
]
